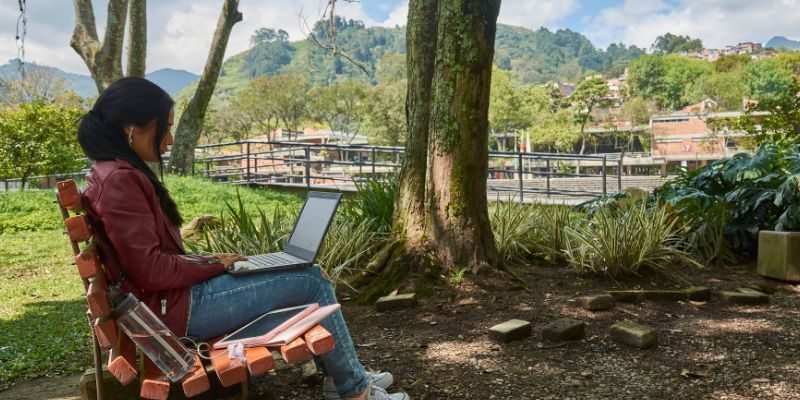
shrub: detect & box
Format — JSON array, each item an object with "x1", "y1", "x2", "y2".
[
  {"x1": 531, "y1": 204, "x2": 573, "y2": 264},
  {"x1": 318, "y1": 216, "x2": 388, "y2": 282},
  {"x1": 655, "y1": 142, "x2": 800, "y2": 258},
  {"x1": 490, "y1": 200, "x2": 539, "y2": 265},
  {"x1": 185, "y1": 191, "x2": 296, "y2": 256},
  {"x1": 0, "y1": 103, "x2": 86, "y2": 189},
  {"x1": 341, "y1": 175, "x2": 397, "y2": 233},
  {"x1": 562, "y1": 203, "x2": 701, "y2": 279}
]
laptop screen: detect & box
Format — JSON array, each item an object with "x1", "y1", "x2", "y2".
[{"x1": 285, "y1": 193, "x2": 341, "y2": 259}]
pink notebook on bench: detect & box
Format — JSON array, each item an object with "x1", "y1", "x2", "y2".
[
  {"x1": 212, "y1": 303, "x2": 340, "y2": 349},
  {"x1": 264, "y1": 304, "x2": 341, "y2": 346}
]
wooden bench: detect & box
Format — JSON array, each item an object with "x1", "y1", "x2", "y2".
[{"x1": 57, "y1": 179, "x2": 335, "y2": 400}]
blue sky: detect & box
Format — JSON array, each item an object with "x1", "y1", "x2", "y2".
[{"x1": 4, "y1": 0, "x2": 800, "y2": 74}]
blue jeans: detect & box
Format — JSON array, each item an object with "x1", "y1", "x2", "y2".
[{"x1": 186, "y1": 265, "x2": 368, "y2": 398}]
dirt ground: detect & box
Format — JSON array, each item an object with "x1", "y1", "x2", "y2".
[
  {"x1": 264, "y1": 264, "x2": 800, "y2": 400},
  {"x1": 3, "y1": 264, "x2": 799, "y2": 400}
]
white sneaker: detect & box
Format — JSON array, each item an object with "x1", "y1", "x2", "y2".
[
  {"x1": 366, "y1": 385, "x2": 409, "y2": 400},
  {"x1": 323, "y1": 372, "x2": 396, "y2": 400}
]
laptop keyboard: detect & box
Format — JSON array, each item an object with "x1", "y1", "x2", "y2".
[{"x1": 247, "y1": 252, "x2": 305, "y2": 268}]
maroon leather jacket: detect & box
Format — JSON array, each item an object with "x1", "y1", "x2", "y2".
[{"x1": 82, "y1": 160, "x2": 225, "y2": 335}]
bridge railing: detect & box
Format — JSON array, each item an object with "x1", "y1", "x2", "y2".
[{"x1": 191, "y1": 141, "x2": 625, "y2": 200}]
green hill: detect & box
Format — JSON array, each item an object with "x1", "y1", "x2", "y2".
[{"x1": 177, "y1": 19, "x2": 645, "y2": 104}]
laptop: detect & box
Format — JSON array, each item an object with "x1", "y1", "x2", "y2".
[{"x1": 227, "y1": 191, "x2": 342, "y2": 275}]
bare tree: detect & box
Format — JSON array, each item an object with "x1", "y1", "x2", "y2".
[
  {"x1": 168, "y1": 0, "x2": 243, "y2": 174},
  {"x1": 70, "y1": 0, "x2": 130, "y2": 92}
]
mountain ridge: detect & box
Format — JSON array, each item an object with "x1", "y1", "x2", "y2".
[
  {"x1": 766, "y1": 36, "x2": 800, "y2": 50},
  {"x1": 0, "y1": 60, "x2": 199, "y2": 98}
]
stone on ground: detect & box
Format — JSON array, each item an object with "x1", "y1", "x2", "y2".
[
  {"x1": 721, "y1": 290, "x2": 770, "y2": 305},
  {"x1": 301, "y1": 360, "x2": 322, "y2": 385},
  {"x1": 375, "y1": 293, "x2": 417, "y2": 312},
  {"x1": 757, "y1": 230, "x2": 800, "y2": 282},
  {"x1": 541, "y1": 319, "x2": 585, "y2": 342},
  {"x1": 608, "y1": 288, "x2": 711, "y2": 302},
  {"x1": 684, "y1": 286, "x2": 712, "y2": 301},
  {"x1": 743, "y1": 283, "x2": 777, "y2": 294},
  {"x1": 610, "y1": 320, "x2": 658, "y2": 349},
  {"x1": 489, "y1": 319, "x2": 532, "y2": 343},
  {"x1": 578, "y1": 294, "x2": 615, "y2": 311},
  {"x1": 79, "y1": 368, "x2": 141, "y2": 400}
]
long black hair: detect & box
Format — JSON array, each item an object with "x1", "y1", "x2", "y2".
[{"x1": 77, "y1": 77, "x2": 182, "y2": 226}]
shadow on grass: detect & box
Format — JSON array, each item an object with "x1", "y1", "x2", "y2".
[{"x1": 0, "y1": 298, "x2": 92, "y2": 391}]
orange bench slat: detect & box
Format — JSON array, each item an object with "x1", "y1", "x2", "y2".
[
  {"x1": 65, "y1": 215, "x2": 92, "y2": 242},
  {"x1": 304, "y1": 324, "x2": 335, "y2": 355},
  {"x1": 244, "y1": 346, "x2": 274, "y2": 376},
  {"x1": 208, "y1": 345, "x2": 247, "y2": 388},
  {"x1": 280, "y1": 337, "x2": 312, "y2": 365},
  {"x1": 86, "y1": 276, "x2": 110, "y2": 319},
  {"x1": 75, "y1": 246, "x2": 100, "y2": 280},
  {"x1": 108, "y1": 332, "x2": 137, "y2": 386},
  {"x1": 93, "y1": 317, "x2": 117, "y2": 349},
  {"x1": 181, "y1": 355, "x2": 210, "y2": 398},
  {"x1": 57, "y1": 180, "x2": 82, "y2": 211},
  {"x1": 140, "y1": 358, "x2": 170, "y2": 400}
]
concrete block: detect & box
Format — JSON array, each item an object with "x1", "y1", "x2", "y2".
[
  {"x1": 607, "y1": 290, "x2": 644, "y2": 303},
  {"x1": 489, "y1": 319, "x2": 532, "y2": 343},
  {"x1": 375, "y1": 293, "x2": 417, "y2": 311},
  {"x1": 610, "y1": 320, "x2": 657, "y2": 349},
  {"x1": 578, "y1": 294, "x2": 615, "y2": 311},
  {"x1": 757, "y1": 230, "x2": 800, "y2": 282},
  {"x1": 721, "y1": 291, "x2": 770, "y2": 305},
  {"x1": 685, "y1": 286, "x2": 712, "y2": 301},
  {"x1": 542, "y1": 319, "x2": 585, "y2": 342},
  {"x1": 743, "y1": 283, "x2": 778, "y2": 294},
  {"x1": 80, "y1": 368, "x2": 141, "y2": 400},
  {"x1": 301, "y1": 360, "x2": 322, "y2": 385}
]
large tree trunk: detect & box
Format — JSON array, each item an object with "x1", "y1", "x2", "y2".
[
  {"x1": 71, "y1": 0, "x2": 129, "y2": 92},
  {"x1": 394, "y1": 0, "x2": 438, "y2": 248},
  {"x1": 169, "y1": 0, "x2": 242, "y2": 175},
  {"x1": 393, "y1": 0, "x2": 500, "y2": 273},
  {"x1": 126, "y1": 0, "x2": 147, "y2": 77}
]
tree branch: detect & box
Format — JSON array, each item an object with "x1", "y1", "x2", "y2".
[
  {"x1": 127, "y1": 0, "x2": 147, "y2": 77},
  {"x1": 169, "y1": 0, "x2": 243, "y2": 174},
  {"x1": 301, "y1": 0, "x2": 370, "y2": 76},
  {"x1": 70, "y1": 0, "x2": 100, "y2": 68},
  {"x1": 96, "y1": 0, "x2": 129, "y2": 87}
]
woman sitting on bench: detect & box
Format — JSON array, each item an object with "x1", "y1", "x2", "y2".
[{"x1": 76, "y1": 77, "x2": 408, "y2": 400}]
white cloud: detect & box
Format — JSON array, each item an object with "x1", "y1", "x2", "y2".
[
  {"x1": 7, "y1": 0, "x2": 800, "y2": 76},
  {"x1": 0, "y1": 0, "x2": 378, "y2": 75},
  {"x1": 379, "y1": 0, "x2": 579, "y2": 31},
  {"x1": 381, "y1": 3, "x2": 408, "y2": 28},
  {"x1": 498, "y1": 0, "x2": 580, "y2": 30},
  {"x1": 586, "y1": 0, "x2": 800, "y2": 50}
]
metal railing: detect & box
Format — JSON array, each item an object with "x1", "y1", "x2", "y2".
[
  {"x1": 191, "y1": 140, "x2": 625, "y2": 200},
  {"x1": 1, "y1": 142, "x2": 627, "y2": 201}
]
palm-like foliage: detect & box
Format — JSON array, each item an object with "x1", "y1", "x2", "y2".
[
  {"x1": 188, "y1": 191, "x2": 295, "y2": 256},
  {"x1": 656, "y1": 142, "x2": 800, "y2": 258},
  {"x1": 341, "y1": 175, "x2": 398, "y2": 233},
  {"x1": 562, "y1": 203, "x2": 701, "y2": 279},
  {"x1": 490, "y1": 200, "x2": 539, "y2": 265}
]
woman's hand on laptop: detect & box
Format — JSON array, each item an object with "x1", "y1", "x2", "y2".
[{"x1": 214, "y1": 253, "x2": 248, "y2": 270}]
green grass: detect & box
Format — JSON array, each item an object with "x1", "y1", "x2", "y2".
[
  {"x1": 0, "y1": 190, "x2": 64, "y2": 233},
  {"x1": 164, "y1": 175, "x2": 299, "y2": 222},
  {"x1": 0, "y1": 175, "x2": 299, "y2": 388},
  {"x1": 0, "y1": 230, "x2": 90, "y2": 389}
]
